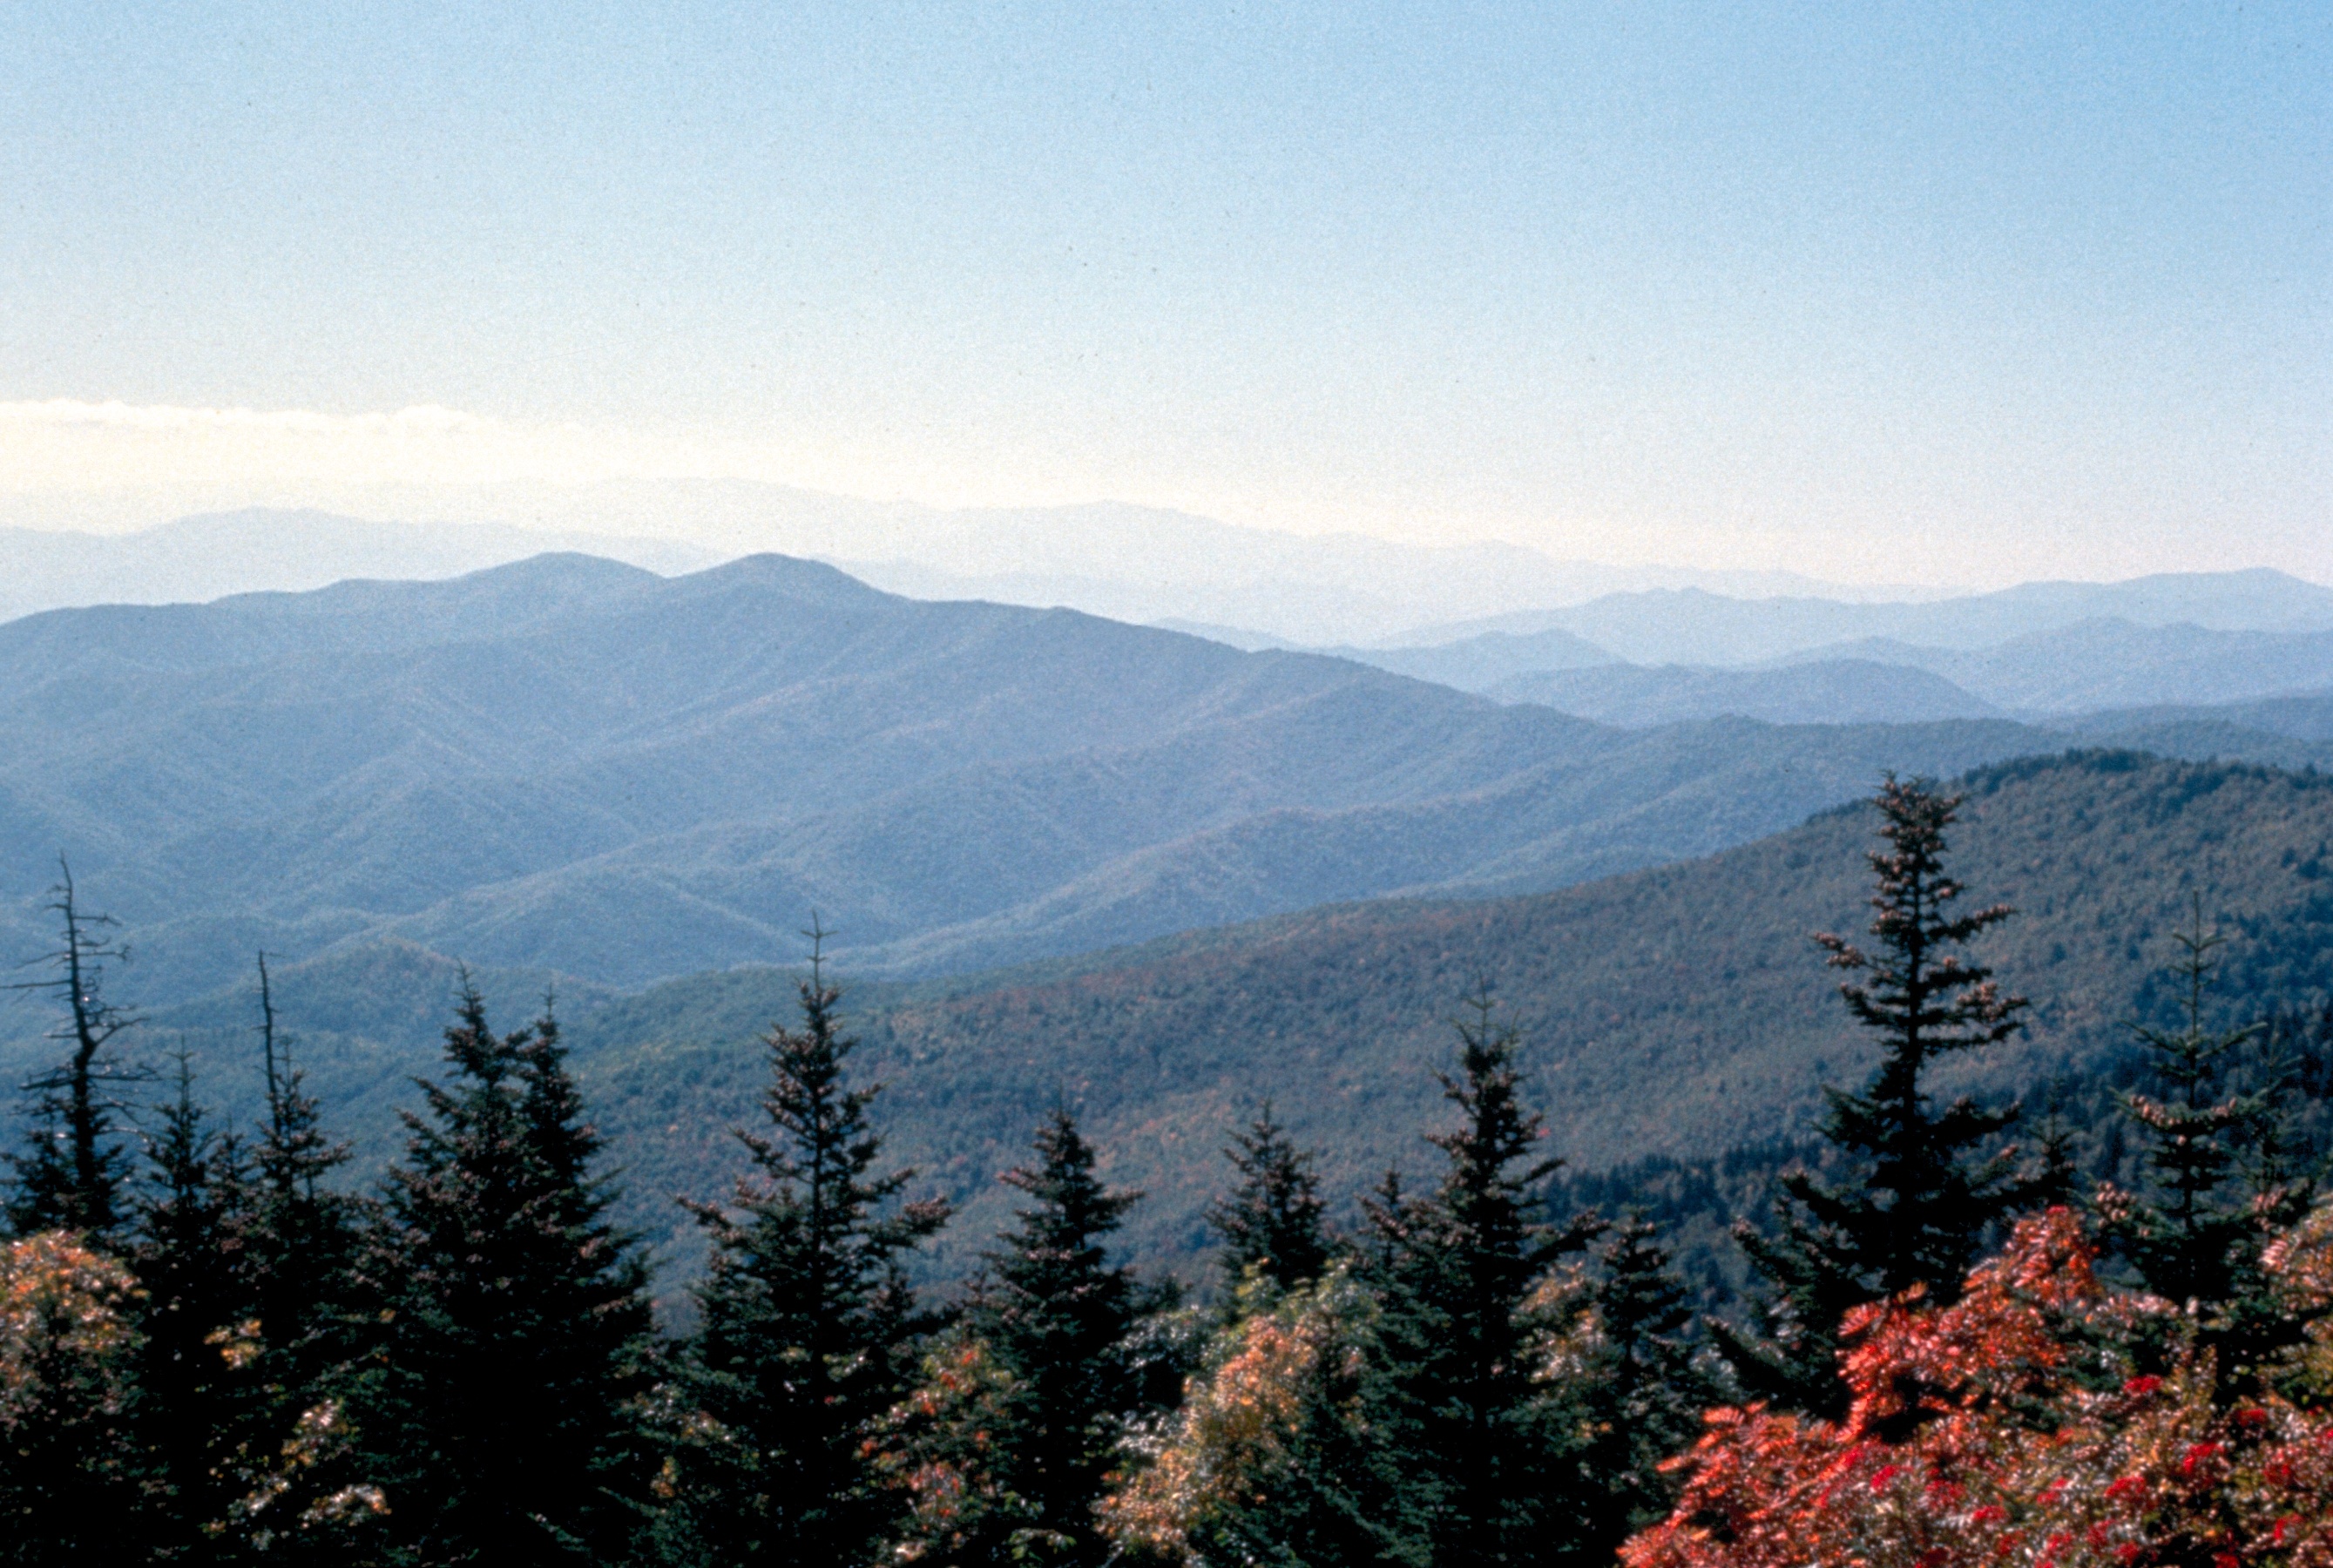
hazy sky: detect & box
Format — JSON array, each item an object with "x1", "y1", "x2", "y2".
[{"x1": 3, "y1": 3, "x2": 2327, "y2": 584}]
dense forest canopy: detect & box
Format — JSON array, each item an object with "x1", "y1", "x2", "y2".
[{"x1": 7, "y1": 753, "x2": 2333, "y2": 1564}]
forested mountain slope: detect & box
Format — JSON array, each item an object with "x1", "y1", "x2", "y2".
[
  {"x1": 540, "y1": 752, "x2": 2333, "y2": 1272},
  {"x1": 107, "y1": 751, "x2": 2327, "y2": 1280},
  {"x1": 3, "y1": 551, "x2": 2278, "y2": 1005},
  {"x1": 1486, "y1": 659, "x2": 1999, "y2": 726}
]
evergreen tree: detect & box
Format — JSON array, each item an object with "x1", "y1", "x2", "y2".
[
  {"x1": 896, "y1": 1106, "x2": 1166, "y2": 1566},
  {"x1": 242, "y1": 954, "x2": 362, "y2": 1410},
  {"x1": 2101, "y1": 898, "x2": 2314, "y2": 1400},
  {"x1": 128, "y1": 1054, "x2": 261, "y2": 1559},
  {"x1": 652, "y1": 945, "x2": 950, "y2": 1565},
  {"x1": 4, "y1": 861, "x2": 145, "y2": 1240},
  {"x1": 1718, "y1": 775, "x2": 2044, "y2": 1415},
  {"x1": 1206, "y1": 1100, "x2": 1329, "y2": 1299},
  {"x1": 1364, "y1": 990, "x2": 1601, "y2": 1566},
  {"x1": 1573, "y1": 1213, "x2": 1716, "y2": 1557},
  {"x1": 356, "y1": 987, "x2": 654, "y2": 1565}
]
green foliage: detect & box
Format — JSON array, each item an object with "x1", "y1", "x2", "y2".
[
  {"x1": 241, "y1": 954, "x2": 369, "y2": 1450},
  {"x1": 1572, "y1": 1214, "x2": 1724, "y2": 1552},
  {"x1": 1206, "y1": 1101, "x2": 1329, "y2": 1300},
  {"x1": 1719, "y1": 776, "x2": 2057, "y2": 1414},
  {"x1": 1357, "y1": 991, "x2": 1604, "y2": 1565},
  {"x1": 890, "y1": 1107, "x2": 1176, "y2": 1566},
  {"x1": 126, "y1": 1055, "x2": 267, "y2": 1558},
  {"x1": 2095, "y1": 896, "x2": 2319, "y2": 1402},
  {"x1": 647, "y1": 946, "x2": 949, "y2": 1565},
  {"x1": 353, "y1": 988, "x2": 655, "y2": 1566}
]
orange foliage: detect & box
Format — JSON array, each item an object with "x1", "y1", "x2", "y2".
[
  {"x1": 1624, "y1": 1208, "x2": 2333, "y2": 1568},
  {"x1": 0, "y1": 1230, "x2": 139, "y2": 1435},
  {"x1": 1104, "y1": 1280, "x2": 1339, "y2": 1560}
]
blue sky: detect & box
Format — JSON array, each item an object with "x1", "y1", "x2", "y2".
[{"x1": 2, "y1": 3, "x2": 2326, "y2": 582}]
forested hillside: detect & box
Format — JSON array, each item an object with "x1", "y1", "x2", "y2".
[
  {"x1": 565, "y1": 751, "x2": 2333, "y2": 1271},
  {"x1": 6, "y1": 552, "x2": 2304, "y2": 1007},
  {"x1": 104, "y1": 750, "x2": 2333, "y2": 1281},
  {"x1": 16, "y1": 752, "x2": 2333, "y2": 1567}
]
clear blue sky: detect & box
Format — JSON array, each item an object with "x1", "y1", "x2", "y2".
[{"x1": 2, "y1": 3, "x2": 2326, "y2": 582}]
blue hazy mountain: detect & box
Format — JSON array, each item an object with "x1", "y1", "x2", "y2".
[
  {"x1": 0, "y1": 552, "x2": 2326, "y2": 1012},
  {"x1": 1484, "y1": 659, "x2": 1999, "y2": 727},
  {"x1": 1371, "y1": 569, "x2": 2333, "y2": 672}
]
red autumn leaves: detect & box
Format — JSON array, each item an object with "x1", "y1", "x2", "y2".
[{"x1": 1624, "y1": 1208, "x2": 2333, "y2": 1568}]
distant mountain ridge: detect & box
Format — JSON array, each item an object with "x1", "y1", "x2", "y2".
[
  {"x1": 562, "y1": 751, "x2": 2333, "y2": 1274},
  {"x1": 91, "y1": 751, "x2": 2333, "y2": 1279},
  {"x1": 0, "y1": 509, "x2": 718, "y2": 623},
  {"x1": 1385, "y1": 569, "x2": 2333, "y2": 665},
  {"x1": 0, "y1": 551, "x2": 2317, "y2": 1013},
  {"x1": 1487, "y1": 659, "x2": 2001, "y2": 727},
  {"x1": 0, "y1": 497, "x2": 1909, "y2": 647},
  {"x1": 1785, "y1": 618, "x2": 2333, "y2": 713}
]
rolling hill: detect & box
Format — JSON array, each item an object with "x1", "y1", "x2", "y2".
[
  {"x1": 1789, "y1": 619, "x2": 2333, "y2": 713},
  {"x1": 1484, "y1": 659, "x2": 1999, "y2": 727},
  {"x1": 89, "y1": 751, "x2": 2333, "y2": 1283},
  {"x1": 3, "y1": 551, "x2": 2289, "y2": 1008},
  {"x1": 1391, "y1": 569, "x2": 2333, "y2": 668}
]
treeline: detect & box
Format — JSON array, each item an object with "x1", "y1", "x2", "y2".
[{"x1": 4, "y1": 775, "x2": 2331, "y2": 1566}]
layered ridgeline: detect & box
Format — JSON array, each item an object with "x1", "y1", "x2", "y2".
[
  {"x1": 3, "y1": 551, "x2": 2307, "y2": 1008},
  {"x1": 1312, "y1": 569, "x2": 2333, "y2": 725},
  {"x1": 113, "y1": 752, "x2": 2333, "y2": 1279}
]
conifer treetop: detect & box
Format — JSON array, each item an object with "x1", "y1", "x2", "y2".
[{"x1": 1813, "y1": 774, "x2": 2026, "y2": 1061}]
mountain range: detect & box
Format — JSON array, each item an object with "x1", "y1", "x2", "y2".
[
  {"x1": 0, "y1": 496, "x2": 1904, "y2": 646},
  {"x1": 0, "y1": 510, "x2": 720, "y2": 624},
  {"x1": 1278, "y1": 574, "x2": 2333, "y2": 725},
  {"x1": 83, "y1": 750, "x2": 2333, "y2": 1281},
  {"x1": 3, "y1": 551, "x2": 2325, "y2": 1017}
]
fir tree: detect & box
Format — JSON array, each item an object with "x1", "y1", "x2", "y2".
[
  {"x1": 652, "y1": 943, "x2": 950, "y2": 1565},
  {"x1": 2100, "y1": 898, "x2": 2315, "y2": 1400},
  {"x1": 242, "y1": 953, "x2": 362, "y2": 1405},
  {"x1": 1206, "y1": 1100, "x2": 1329, "y2": 1298},
  {"x1": 1719, "y1": 775, "x2": 2044, "y2": 1415},
  {"x1": 4, "y1": 861, "x2": 145, "y2": 1240},
  {"x1": 1573, "y1": 1213, "x2": 1716, "y2": 1558},
  {"x1": 356, "y1": 986, "x2": 654, "y2": 1565},
  {"x1": 128, "y1": 1053, "x2": 261, "y2": 1558},
  {"x1": 899, "y1": 1106, "x2": 1166, "y2": 1566},
  {"x1": 1365, "y1": 990, "x2": 1601, "y2": 1566}
]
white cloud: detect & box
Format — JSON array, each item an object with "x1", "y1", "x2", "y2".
[{"x1": 0, "y1": 398, "x2": 758, "y2": 491}]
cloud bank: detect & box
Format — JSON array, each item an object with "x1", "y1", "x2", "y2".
[{"x1": 0, "y1": 399, "x2": 761, "y2": 490}]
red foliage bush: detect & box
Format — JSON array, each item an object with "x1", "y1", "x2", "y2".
[{"x1": 1624, "y1": 1209, "x2": 2333, "y2": 1568}]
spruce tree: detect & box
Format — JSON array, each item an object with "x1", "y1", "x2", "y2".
[
  {"x1": 908, "y1": 1106, "x2": 1165, "y2": 1566},
  {"x1": 2102, "y1": 898, "x2": 2313, "y2": 1399},
  {"x1": 242, "y1": 954, "x2": 362, "y2": 1410},
  {"x1": 128, "y1": 1054, "x2": 261, "y2": 1558},
  {"x1": 1364, "y1": 990, "x2": 1601, "y2": 1566},
  {"x1": 1573, "y1": 1213, "x2": 1716, "y2": 1558},
  {"x1": 357, "y1": 987, "x2": 654, "y2": 1565},
  {"x1": 1207, "y1": 1100, "x2": 1329, "y2": 1298},
  {"x1": 653, "y1": 947, "x2": 949, "y2": 1565},
  {"x1": 4, "y1": 861, "x2": 145, "y2": 1240},
  {"x1": 1719, "y1": 775, "x2": 2044, "y2": 1415}
]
